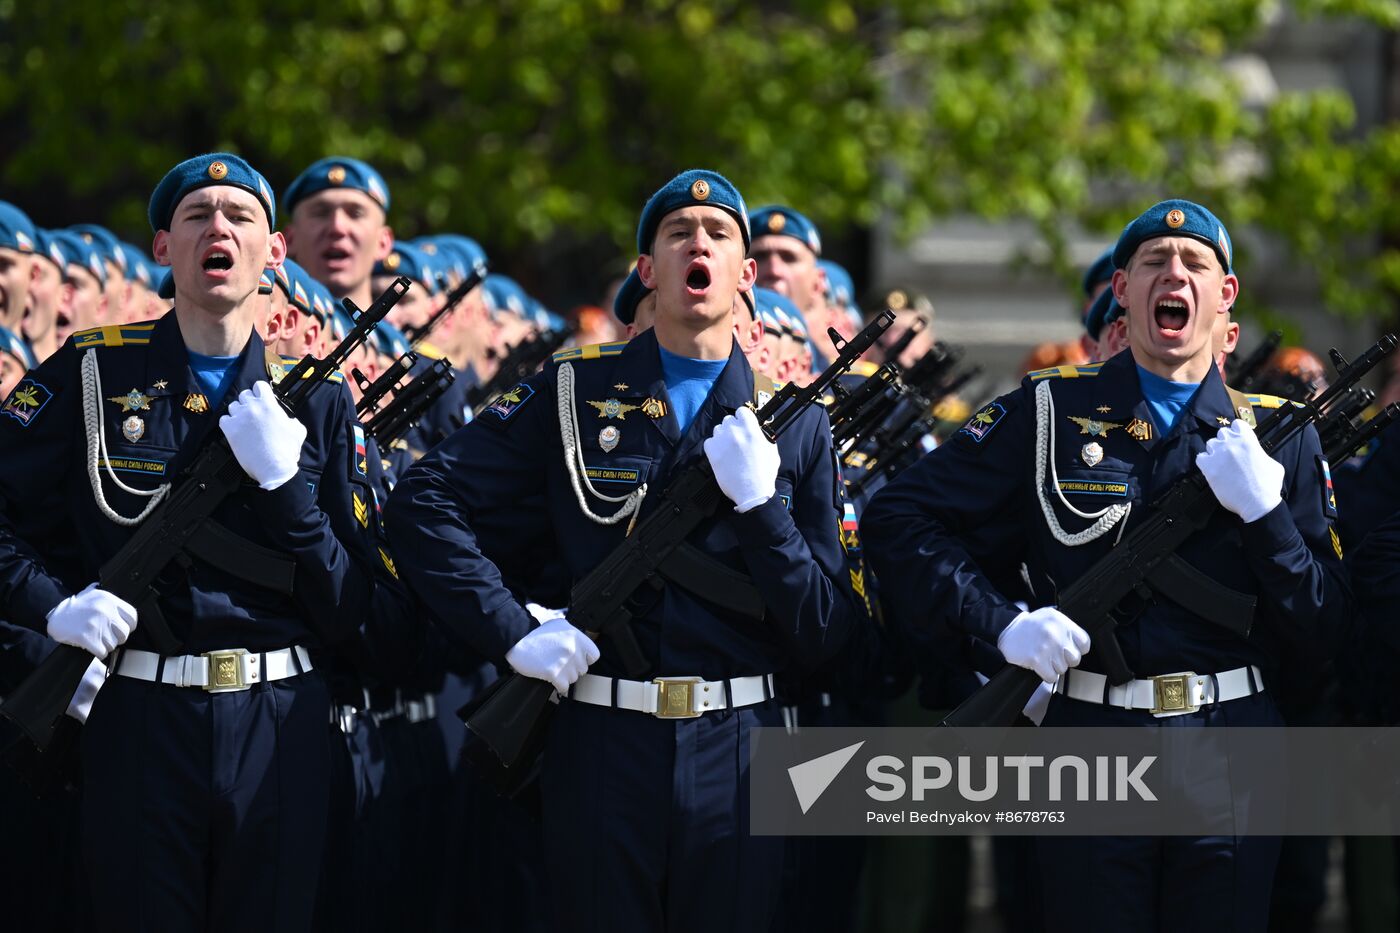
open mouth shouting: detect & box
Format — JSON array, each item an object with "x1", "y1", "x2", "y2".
[
  {"x1": 1153, "y1": 294, "x2": 1190, "y2": 339},
  {"x1": 201, "y1": 245, "x2": 235, "y2": 281},
  {"x1": 684, "y1": 261, "x2": 712, "y2": 297},
  {"x1": 322, "y1": 246, "x2": 353, "y2": 272}
]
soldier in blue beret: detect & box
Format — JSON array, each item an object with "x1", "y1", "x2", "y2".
[
  {"x1": 749, "y1": 205, "x2": 829, "y2": 348},
  {"x1": 864, "y1": 198, "x2": 1346, "y2": 932},
  {"x1": 373, "y1": 241, "x2": 439, "y2": 337},
  {"x1": 0, "y1": 201, "x2": 38, "y2": 349},
  {"x1": 283, "y1": 156, "x2": 393, "y2": 313},
  {"x1": 387, "y1": 168, "x2": 861, "y2": 931},
  {"x1": 0, "y1": 151, "x2": 398, "y2": 933},
  {"x1": 819, "y1": 258, "x2": 862, "y2": 338},
  {"x1": 1077, "y1": 246, "x2": 1117, "y2": 360},
  {"x1": 23, "y1": 229, "x2": 67, "y2": 363},
  {"x1": 0, "y1": 324, "x2": 30, "y2": 399},
  {"x1": 612, "y1": 266, "x2": 655, "y2": 336},
  {"x1": 46, "y1": 229, "x2": 108, "y2": 344},
  {"x1": 1082, "y1": 287, "x2": 1128, "y2": 362}
]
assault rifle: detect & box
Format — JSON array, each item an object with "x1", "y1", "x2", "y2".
[
  {"x1": 0, "y1": 278, "x2": 412, "y2": 752},
  {"x1": 942, "y1": 334, "x2": 1398, "y2": 728},
  {"x1": 464, "y1": 310, "x2": 895, "y2": 792},
  {"x1": 354, "y1": 352, "x2": 418, "y2": 421},
  {"x1": 847, "y1": 366, "x2": 983, "y2": 497},
  {"x1": 1226, "y1": 329, "x2": 1284, "y2": 391},
  {"x1": 467, "y1": 329, "x2": 569, "y2": 416},
  {"x1": 403, "y1": 265, "x2": 488, "y2": 349},
  {"x1": 364, "y1": 359, "x2": 456, "y2": 450}
]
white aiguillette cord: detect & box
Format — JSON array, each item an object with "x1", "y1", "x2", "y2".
[
  {"x1": 1033, "y1": 379, "x2": 1130, "y2": 547},
  {"x1": 556, "y1": 361, "x2": 647, "y2": 532},
  {"x1": 82, "y1": 348, "x2": 170, "y2": 526}
]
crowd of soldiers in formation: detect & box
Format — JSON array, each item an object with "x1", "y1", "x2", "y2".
[{"x1": 1, "y1": 158, "x2": 1398, "y2": 933}]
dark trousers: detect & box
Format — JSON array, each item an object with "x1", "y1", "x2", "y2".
[
  {"x1": 81, "y1": 673, "x2": 332, "y2": 933},
  {"x1": 540, "y1": 699, "x2": 786, "y2": 932},
  {"x1": 1036, "y1": 691, "x2": 1284, "y2": 933}
]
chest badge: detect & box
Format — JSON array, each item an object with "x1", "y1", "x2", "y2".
[
  {"x1": 184, "y1": 393, "x2": 210, "y2": 414},
  {"x1": 1125, "y1": 418, "x2": 1153, "y2": 442},
  {"x1": 109, "y1": 388, "x2": 153, "y2": 412},
  {"x1": 121, "y1": 415, "x2": 146, "y2": 442},
  {"x1": 1067, "y1": 416, "x2": 1120, "y2": 437},
  {"x1": 1081, "y1": 442, "x2": 1104, "y2": 467},
  {"x1": 1096, "y1": 405, "x2": 1112, "y2": 414},
  {"x1": 1217, "y1": 416, "x2": 1231, "y2": 426},
  {"x1": 599, "y1": 425, "x2": 621, "y2": 452},
  {"x1": 640, "y1": 397, "x2": 667, "y2": 419},
  {"x1": 587, "y1": 398, "x2": 639, "y2": 420},
  {"x1": 613, "y1": 382, "x2": 630, "y2": 392},
  {"x1": 152, "y1": 379, "x2": 170, "y2": 392}
]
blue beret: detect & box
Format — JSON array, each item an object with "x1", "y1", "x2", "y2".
[
  {"x1": 1112, "y1": 199, "x2": 1233, "y2": 274},
  {"x1": 1080, "y1": 247, "x2": 1115, "y2": 297},
  {"x1": 118, "y1": 242, "x2": 155, "y2": 287},
  {"x1": 284, "y1": 157, "x2": 390, "y2": 215},
  {"x1": 637, "y1": 169, "x2": 750, "y2": 254},
  {"x1": 310, "y1": 280, "x2": 339, "y2": 325},
  {"x1": 35, "y1": 230, "x2": 66, "y2": 270},
  {"x1": 418, "y1": 235, "x2": 489, "y2": 286},
  {"x1": 753, "y1": 287, "x2": 803, "y2": 337},
  {"x1": 612, "y1": 267, "x2": 652, "y2": 326},
  {"x1": 371, "y1": 320, "x2": 412, "y2": 358},
  {"x1": 0, "y1": 201, "x2": 37, "y2": 254},
  {"x1": 749, "y1": 205, "x2": 822, "y2": 256},
  {"x1": 157, "y1": 269, "x2": 174, "y2": 299},
  {"x1": 70, "y1": 225, "x2": 123, "y2": 273},
  {"x1": 819, "y1": 259, "x2": 855, "y2": 307},
  {"x1": 483, "y1": 275, "x2": 528, "y2": 319},
  {"x1": 257, "y1": 270, "x2": 275, "y2": 295},
  {"x1": 1083, "y1": 288, "x2": 1125, "y2": 341},
  {"x1": 148, "y1": 153, "x2": 275, "y2": 233},
  {"x1": 49, "y1": 230, "x2": 107, "y2": 286},
  {"x1": 0, "y1": 324, "x2": 35, "y2": 370},
  {"x1": 376, "y1": 242, "x2": 439, "y2": 294}
]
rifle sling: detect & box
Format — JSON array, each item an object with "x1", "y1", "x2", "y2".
[
  {"x1": 653, "y1": 543, "x2": 766, "y2": 620},
  {"x1": 183, "y1": 518, "x2": 298, "y2": 596},
  {"x1": 1144, "y1": 552, "x2": 1256, "y2": 638}
]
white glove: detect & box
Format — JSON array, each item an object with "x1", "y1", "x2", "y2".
[
  {"x1": 703, "y1": 406, "x2": 781, "y2": 513},
  {"x1": 65, "y1": 657, "x2": 109, "y2": 723},
  {"x1": 45, "y1": 584, "x2": 138, "y2": 659},
  {"x1": 505, "y1": 616, "x2": 600, "y2": 695},
  {"x1": 1195, "y1": 419, "x2": 1284, "y2": 523},
  {"x1": 219, "y1": 381, "x2": 307, "y2": 490},
  {"x1": 996, "y1": 607, "x2": 1091, "y2": 684}
]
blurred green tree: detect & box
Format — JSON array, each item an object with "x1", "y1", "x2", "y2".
[{"x1": 1, "y1": 0, "x2": 1398, "y2": 315}]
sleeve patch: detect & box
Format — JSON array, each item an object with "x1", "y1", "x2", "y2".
[
  {"x1": 958, "y1": 402, "x2": 1006, "y2": 443},
  {"x1": 352, "y1": 424, "x2": 369, "y2": 478},
  {"x1": 1, "y1": 379, "x2": 53, "y2": 427},
  {"x1": 1318, "y1": 456, "x2": 1338, "y2": 520},
  {"x1": 483, "y1": 383, "x2": 534, "y2": 421}
]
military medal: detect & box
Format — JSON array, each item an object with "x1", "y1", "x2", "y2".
[
  {"x1": 1081, "y1": 442, "x2": 1103, "y2": 467},
  {"x1": 640, "y1": 397, "x2": 667, "y2": 419},
  {"x1": 121, "y1": 415, "x2": 145, "y2": 442},
  {"x1": 109, "y1": 388, "x2": 152, "y2": 412},
  {"x1": 1125, "y1": 418, "x2": 1153, "y2": 442},
  {"x1": 1067, "y1": 416, "x2": 1121, "y2": 437},
  {"x1": 184, "y1": 393, "x2": 209, "y2": 413},
  {"x1": 599, "y1": 425, "x2": 620, "y2": 452},
  {"x1": 1238, "y1": 406, "x2": 1252, "y2": 420},
  {"x1": 587, "y1": 398, "x2": 640, "y2": 420}
]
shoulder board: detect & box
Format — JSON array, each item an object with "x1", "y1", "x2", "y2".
[
  {"x1": 1244, "y1": 393, "x2": 1306, "y2": 410},
  {"x1": 72, "y1": 323, "x2": 157, "y2": 350},
  {"x1": 416, "y1": 341, "x2": 446, "y2": 360},
  {"x1": 848, "y1": 359, "x2": 879, "y2": 378},
  {"x1": 1027, "y1": 362, "x2": 1105, "y2": 382},
  {"x1": 275, "y1": 354, "x2": 345, "y2": 384},
  {"x1": 552, "y1": 341, "x2": 628, "y2": 364}
]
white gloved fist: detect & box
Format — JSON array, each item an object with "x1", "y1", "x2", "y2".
[
  {"x1": 219, "y1": 381, "x2": 307, "y2": 491},
  {"x1": 45, "y1": 584, "x2": 138, "y2": 659},
  {"x1": 703, "y1": 406, "x2": 781, "y2": 513},
  {"x1": 65, "y1": 657, "x2": 109, "y2": 723},
  {"x1": 1195, "y1": 419, "x2": 1284, "y2": 523},
  {"x1": 997, "y1": 607, "x2": 1091, "y2": 684},
  {"x1": 505, "y1": 616, "x2": 600, "y2": 695}
]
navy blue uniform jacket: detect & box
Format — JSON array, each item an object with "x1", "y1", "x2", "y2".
[
  {"x1": 385, "y1": 328, "x2": 862, "y2": 680},
  {"x1": 862, "y1": 349, "x2": 1350, "y2": 679},
  {"x1": 0, "y1": 312, "x2": 381, "y2": 653}
]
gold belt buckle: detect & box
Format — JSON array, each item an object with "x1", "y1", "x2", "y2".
[
  {"x1": 654, "y1": 678, "x2": 702, "y2": 718},
  {"x1": 1150, "y1": 672, "x2": 1198, "y2": 716},
  {"x1": 203, "y1": 649, "x2": 248, "y2": 693}
]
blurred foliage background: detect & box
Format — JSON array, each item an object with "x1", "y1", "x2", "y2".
[{"x1": 3, "y1": 0, "x2": 1400, "y2": 318}]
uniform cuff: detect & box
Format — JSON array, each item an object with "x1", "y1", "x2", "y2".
[
  {"x1": 15, "y1": 575, "x2": 72, "y2": 636},
  {"x1": 1238, "y1": 499, "x2": 1301, "y2": 555},
  {"x1": 728, "y1": 494, "x2": 795, "y2": 545}
]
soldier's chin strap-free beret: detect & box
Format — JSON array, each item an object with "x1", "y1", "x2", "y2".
[
  {"x1": 637, "y1": 169, "x2": 751, "y2": 255},
  {"x1": 1112, "y1": 198, "x2": 1233, "y2": 275},
  {"x1": 612, "y1": 267, "x2": 652, "y2": 326},
  {"x1": 148, "y1": 153, "x2": 276, "y2": 233},
  {"x1": 283, "y1": 156, "x2": 390, "y2": 215},
  {"x1": 749, "y1": 205, "x2": 822, "y2": 257}
]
